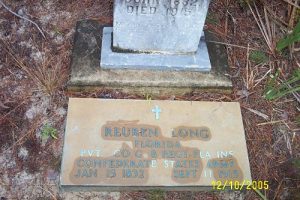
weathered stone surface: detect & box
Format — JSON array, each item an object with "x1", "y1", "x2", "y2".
[
  {"x1": 60, "y1": 98, "x2": 251, "y2": 190},
  {"x1": 68, "y1": 20, "x2": 232, "y2": 95},
  {"x1": 113, "y1": 0, "x2": 210, "y2": 54},
  {"x1": 101, "y1": 27, "x2": 211, "y2": 71}
]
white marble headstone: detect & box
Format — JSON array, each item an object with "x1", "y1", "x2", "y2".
[{"x1": 113, "y1": 0, "x2": 211, "y2": 54}]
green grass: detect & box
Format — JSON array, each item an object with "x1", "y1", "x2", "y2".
[
  {"x1": 41, "y1": 124, "x2": 58, "y2": 140},
  {"x1": 147, "y1": 189, "x2": 165, "y2": 200},
  {"x1": 206, "y1": 13, "x2": 220, "y2": 25},
  {"x1": 250, "y1": 50, "x2": 269, "y2": 64},
  {"x1": 277, "y1": 20, "x2": 300, "y2": 52},
  {"x1": 264, "y1": 69, "x2": 300, "y2": 101},
  {"x1": 253, "y1": 188, "x2": 268, "y2": 200},
  {"x1": 296, "y1": 115, "x2": 300, "y2": 126},
  {"x1": 238, "y1": 0, "x2": 257, "y2": 8}
]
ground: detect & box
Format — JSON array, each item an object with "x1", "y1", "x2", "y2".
[{"x1": 0, "y1": 0, "x2": 299, "y2": 199}]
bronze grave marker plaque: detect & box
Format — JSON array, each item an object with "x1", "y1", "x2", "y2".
[{"x1": 60, "y1": 98, "x2": 251, "y2": 190}]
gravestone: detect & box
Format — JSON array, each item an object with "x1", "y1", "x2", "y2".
[
  {"x1": 60, "y1": 98, "x2": 252, "y2": 190},
  {"x1": 101, "y1": 0, "x2": 212, "y2": 71},
  {"x1": 68, "y1": 0, "x2": 232, "y2": 95},
  {"x1": 113, "y1": 0, "x2": 210, "y2": 53},
  {"x1": 68, "y1": 0, "x2": 233, "y2": 94}
]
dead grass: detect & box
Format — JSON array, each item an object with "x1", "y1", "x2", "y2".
[
  {"x1": 248, "y1": 2, "x2": 277, "y2": 55},
  {"x1": 1, "y1": 39, "x2": 67, "y2": 97}
]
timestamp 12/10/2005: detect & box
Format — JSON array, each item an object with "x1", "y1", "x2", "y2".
[{"x1": 212, "y1": 180, "x2": 269, "y2": 190}]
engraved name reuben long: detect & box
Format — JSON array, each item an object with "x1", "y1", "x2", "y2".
[{"x1": 102, "y1": 120, "x2": 211, "y2": 141}]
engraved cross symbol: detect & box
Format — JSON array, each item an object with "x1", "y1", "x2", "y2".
[{"x1": 152, "y1": 105, "x2": 161, "y2": 120}]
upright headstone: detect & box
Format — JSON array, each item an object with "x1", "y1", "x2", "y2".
[
  {"x1": 68, "y1": 0, "x2": 233, "y2": 94},
  {"x1": 100, "y1": 0, "x2": 212, "y2": 71},
  {"x1": 113, "y1": 0, "x2": 210, "y2": 54}
]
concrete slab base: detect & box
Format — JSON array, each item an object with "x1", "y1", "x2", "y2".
[
  {"x1": 68, "y1": 20, "x2": 232, "y2": 96},
  {"x1": 101, "y1": 27, "x2": 211, "y2": 71}
]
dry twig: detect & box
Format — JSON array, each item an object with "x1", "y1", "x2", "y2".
[
  {"x1": 253, "y1": 68, "x2": 272, "y2": 88},
  {"x1": 248, "y1": 2, "x2": 276, "y2": 54},
  {"x1": 207, "y1": 40, "x2": 266, "y2": 52},
  {"x1": 257, "y1": 120, "x2": 285, "y2": 126},
  {"x1": 244, "y1": 107, "x2": 270, "y2": 120},
  {"x1": 246, "y1": 44, "x2": 250, "y2": 89},
  {"x1": 0, "y1": 0, "x2": 46, "y2": 38}
]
